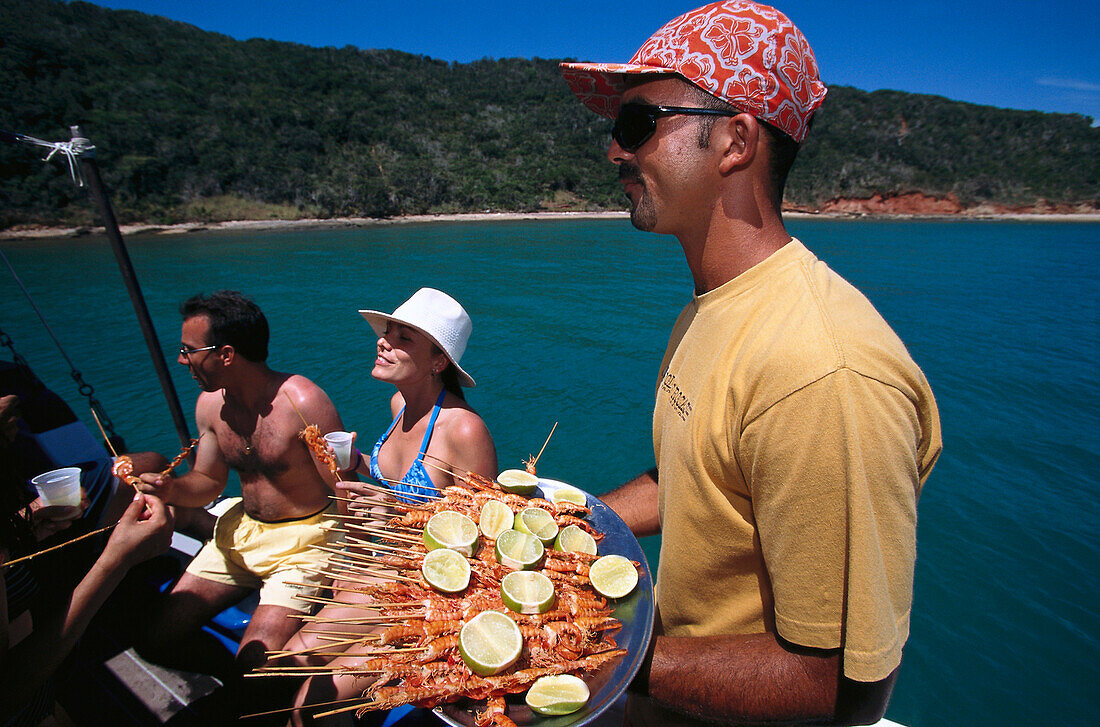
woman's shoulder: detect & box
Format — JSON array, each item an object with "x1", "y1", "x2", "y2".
[{"x1": 438, "y1": 398, "x2": 492, "y2": 445}]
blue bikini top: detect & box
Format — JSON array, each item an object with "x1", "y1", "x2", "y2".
[{"x1": 370, "y1": 390, "x2": 445, "y2": 502}]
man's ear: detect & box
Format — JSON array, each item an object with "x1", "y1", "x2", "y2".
[
  {"x1": 219, "y1": 345, "x2": 235, "y2": 366},
  {"x1": 715, "y1": 113, "x2": 760, "y2": 176}
]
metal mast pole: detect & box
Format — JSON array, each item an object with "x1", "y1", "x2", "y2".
[{"x1": 69, "y1": 126, "x2": 192, "y2": 448}]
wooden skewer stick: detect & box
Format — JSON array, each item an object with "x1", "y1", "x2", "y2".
[
  {"x1": 346, "y1": 519, "x2": 421, "y2": 536},
  {"x1": 314, "y1": 701, "x2": 375, "y2": 719},
  {"x1": 240, "y1": 695, "x2": 372, "y2": 718},
  {"x1": 322, "y1": 524, "x2": 420, "y2": 545},
  {"x1": 422, "y1": 459, "x2": 491, "y2": 490},
  {"x1": 306, "y1": 613, "x2": 411, "y2": 626},
  {"x1": 273, "y1": 644, "x2": 425, "y2": 659},
  {"x1": 312, "y1": 544, "x2": 394, "y2": 564},
  {"x1": 243, "y1": 664, "x2": 376, "y2": 677},
  {"x1": 292, "y1": 593, "x2": 417, "y2": 612},
  {"x1": 251, "y1": 664, "x2": 382, "y2": 672},
  {"x1": 302, "y1": 565, "x2": 397, "y2": 587},
  {"x1": 422, "y1": 457, "x2": 461, "y2": 479},
  {"x1": 376, "y1": 475, "x2": 442, "y2": 494},
  {"x1": 328, "y1": 495, "x2": 371, "y2": 505},
  {"x1": 337, "y1": 519, "x2": 415, "y2": 537},
  {"x1": 335, "y1": 478, "x2": 440, "y2": 503},
  {"x1": 284, "y1": 391, "x2": 309, "y2": 427},
  {"x1": 296, "y1": 612, "x2": 413, "y2": 624},
  {"x1": 302, "y1": 629, "x2": 383, "y2": 639},
  {"x1": 2, "y1": 524, "x2": 116, "y2": 568},
  {"x1": 336, "y1": 511, "x2": 396, "y2": 523},
  {"x1": 338, "y1": 533, "x2": 423, "y2": 554},
  {"x1": 311, "y1": 541, "x2": 420, "y2": 562},
  {"x1": 334, "y1": 497, "x2": 409, "y2": 512},
  {"x1": 321, "y1": 551, "x2": 421, "y2": 573},
  {"x1": 266, "y1": 635, "x2": 376, "y2": 658},
  {"x1": 528, "y1": 421, "x2": 558, "y2": 471},
  {"x1": 420, "y1": 451, "x2": 460, "y2": 473},
  {"x1": 340, "y1": 551, "x2": 423, "y2": 568},
  {"x1": 317, "y1": 566, "x2": 406, "y2": 586},
  {"x1": 341, "y1": 524, "x2": 421, "y2": 544},
  {"x1": 311, "y1": 563, "x2": 420, "y2": 585},
  {"x1": 90, "y1": 407, "x2": 120, "y2": 457},
  {"x1": 330, "y1": 487, "x2": 398, "y2": 504}
]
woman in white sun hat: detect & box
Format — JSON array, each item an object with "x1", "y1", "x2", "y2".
[
  {"x1": 282, "y1": 289, "x2": 497, "y2": 718},
  {"x1": 337, "y1": 287, "x2": 497, "y2": 503}
]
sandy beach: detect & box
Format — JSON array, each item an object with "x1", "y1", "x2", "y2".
[{"x1": 2, "y1": 208, "x2": 1098, "y2": 241}]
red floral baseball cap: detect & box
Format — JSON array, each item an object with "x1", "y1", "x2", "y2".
[{"x1": 560, "y1": 1, "x2": 827, "y2": 143}]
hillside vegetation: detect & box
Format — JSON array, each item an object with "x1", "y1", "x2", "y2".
[{"x1": 1, "y1": 0, "x2": 1097, "y2": 228}]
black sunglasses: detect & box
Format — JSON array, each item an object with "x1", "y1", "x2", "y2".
[{"x1": 612, "y1": 103, "x2": 743, "y2": 153}]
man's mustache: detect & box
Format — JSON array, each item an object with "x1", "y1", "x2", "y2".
[{"x1": 619, "y1": 164, "x2": 643, "y2": 185}]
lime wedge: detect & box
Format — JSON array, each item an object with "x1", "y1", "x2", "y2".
[
  {"x1": 548, "y1": 486, "x2": 586, "y2": 507},
  {"x1": 494, "y1": 528, "x2": 545, "y2": 570},
  {"x1": 423, "y1": 510, "x2": 479, "y2": 557},
  {"x1": 525, "y1": 674, "x2": 590, "y2": 715},
  {"x1": 421, "y1": 547, "x2": 471, "y2": 593},
  {"x1": 496, "y1": 468, "x2": 538, "y2": 495},
  {"x1": 514, "y1": 507, "x2": 559, "y2": 546},
  {"x1": 500, "y1": 570, "x2": 556, "y2": 614},
  {"x1": 553, "y1": 524, "x2": 597, "y2": 555},
  {"x1": 458, "y1": 610, "x2": 522, "y2": 676},
  {"x1": 588, "y1": 554, "x2": 638, "y2": 599},
  {"x1": 479, "y1": 499, "x2": 514, "y2": 540}
]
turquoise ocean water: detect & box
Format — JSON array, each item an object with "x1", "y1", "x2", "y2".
[{"x1": 0, "y1": 218, "x2": 1096, "y2": 725}]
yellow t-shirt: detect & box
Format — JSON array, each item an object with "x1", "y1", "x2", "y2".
[{"x1": 653, "y1": 239, "x2": 941, "y2": 682}]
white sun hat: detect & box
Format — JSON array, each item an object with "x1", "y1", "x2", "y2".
[{"x1": 359, "y1": 288, "x2": 476, "y2": 387}]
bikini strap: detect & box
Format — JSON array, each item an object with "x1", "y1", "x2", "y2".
[
  {"x1": 385, "y1": 406, "x2": 404, "y2": 437},
  {"x1": 417, "y1": 390, "x2": 447, "y2": 458}
]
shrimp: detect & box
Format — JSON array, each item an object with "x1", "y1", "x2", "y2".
[
  {"x1": 379, "y1": 619, "x2": 463, "y2": 646},
  {"x1": 161, "y1": 437, "x2": 199, "y2": 476},
  {"x1": 475, "y1": 696, "x2": 518, "y2": 727},
  {"x1": 555, "y1": 513, "x2": 604, "y2": 540},
  {"x1": 111, "y1": 455, "x2": 142, "y2": 490},
  {"x1": 388, "y1": 509, "x2": 432, "y2": 528},
  {"x1": 299, "y1": 423, "x2": 339, "y2": 478}
]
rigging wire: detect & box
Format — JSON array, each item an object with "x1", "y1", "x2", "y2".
[{"x1": 0, "y1": 249, "x2": 124, "y2": 448}]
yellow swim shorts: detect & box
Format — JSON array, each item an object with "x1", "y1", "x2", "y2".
[{"x1": 185, "y1": 497, "x2": 338, "y2": 613}]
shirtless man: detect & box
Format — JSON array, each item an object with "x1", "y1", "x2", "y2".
[{"x1": 136, "y1": 290, "x2": 353, "y2": 675}]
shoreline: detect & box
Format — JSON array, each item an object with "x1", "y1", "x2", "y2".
[{"x1": 2, "y1": 208, "x2": 1099, "y2": 241}]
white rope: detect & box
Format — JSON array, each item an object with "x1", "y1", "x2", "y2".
[{"x1": 8, "y1": 131, "x2": 91, "y2": 187}]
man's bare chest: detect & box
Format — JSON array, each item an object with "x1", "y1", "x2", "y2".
[{"x1": 217, "y1": 409, "x2": 298, "y2": 477}]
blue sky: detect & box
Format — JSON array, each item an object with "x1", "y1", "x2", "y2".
[{"x1": 93, "y1": 0, "x2": 1100, "y2": 122}]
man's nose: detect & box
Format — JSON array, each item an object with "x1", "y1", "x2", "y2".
[{"x1": 607, "y1": 138, "x2": 630, "y2": 165}]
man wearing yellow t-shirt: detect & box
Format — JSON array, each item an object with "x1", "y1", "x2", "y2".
[{"x1": 561, "y1": 2, "x2": 942, "y2": 725}]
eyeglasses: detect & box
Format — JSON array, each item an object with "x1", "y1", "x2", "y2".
[
  {"x1": 179, "y1": 344, "x2": 217, "y2": 357},
  {"x1": 612, "y1": 103, "x2": 743, "y2": 153}
]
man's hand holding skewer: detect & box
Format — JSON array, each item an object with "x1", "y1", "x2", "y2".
[{"x1": 136, "y1": 470, "x2": 176, "y2": 503}]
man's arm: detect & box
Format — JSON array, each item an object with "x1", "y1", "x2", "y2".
[
  {"x1": 639, "y1": 631, "x2": 894, "y2": 724},
  {"x1": 138, "y1": 395, "x2": 228, "y2": 506},
  {"x1": 600, "y1": 468, "x2": 661, "y2": 537},
  {"x1": 287, "y1": 376, "x2": 346, "y2": 487}
]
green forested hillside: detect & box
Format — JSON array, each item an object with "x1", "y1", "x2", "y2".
[{"x1": 1, "y1": 0, "x2": 1097, "y2": 227}]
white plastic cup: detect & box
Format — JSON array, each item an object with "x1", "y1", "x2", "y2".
[
  {"x1": 324, "y1": 431, "x2": 354, "y2": 470},
  {"x1": 31, "y1": 467, "x2": 82, "y2": 507}
]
